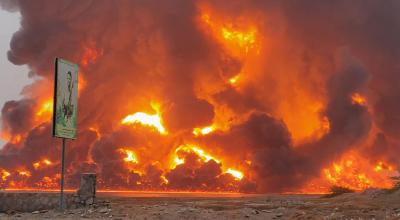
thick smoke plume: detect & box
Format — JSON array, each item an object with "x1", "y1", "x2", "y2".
[{"x1": 0, "y1": 0, "x2": 399, "y2": 192}]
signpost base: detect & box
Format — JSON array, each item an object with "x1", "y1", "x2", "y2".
[{"x1": 59, "y1": 138, "x2": 66, "y2": 210}]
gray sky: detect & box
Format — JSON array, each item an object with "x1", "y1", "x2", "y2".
[{"x1": 0, "y1": 10, "x2": 31, "y2": 147}]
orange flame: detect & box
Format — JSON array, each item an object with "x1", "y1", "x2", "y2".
[
  {"x1": 225, "y1": 168, "x2": 244, "y2": 180},
  {"x1": 33, "y1": 159, "x2": 53, "y2": 170},
  {"x1": 172, "y1": 144, "x2": 244, "y2": 180},
  {"x1": 122, "y1": 112, "x2": 166, "y2": 134},
  {"x1": 200, "y1": 11, "x2": 260, "y2": 56},
  {"x1": 78, "y1": 73, "x2": 87, "y2": 95},
  {"x1": 80, "y1": 43, "x2": 102, "y2": 67},
  {"x1": 119, "y1": 148, "x2": 139, "y2": 164},
  {"x1": 174, "y1": 145, "x2": 220, "y2": 164},
  {"x1": 351, "y1": 93, "x2": 367, "y2": 106},
  {"x1": 36, "y1": 99, "x2": 53, "y2": 117},
  {"x1": 1, "y1": 169, "x2": 11, "y2": 181},
  {"x1": 193, "y1": 125, "x2": 215, "y2": 136},
  {"x1": 18, "y1": 170, "x2": 31, "y2": 177},
  {"x1": 304, "y1": 152, "x2": 396, "y2": 193},
  {"x1": 221, "y1": 26, "x2": 257, "y2": 53},
  {"x1": 161, "y1": 175, "x2": 169, "y2": 184},
  {"x1": 9, "y1": 134, "x2": 22, "y2": 144},
  {"x1": 228, "y1": 75, "x2": 240, "y2": 85}
]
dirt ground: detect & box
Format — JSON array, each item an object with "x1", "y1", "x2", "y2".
[{"x1": 1, "y1": 190, "x2": 400, "y2": 219}]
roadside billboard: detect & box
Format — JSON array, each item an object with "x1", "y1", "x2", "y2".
[{"x1": 52, "y1": 58, "x2": 78, "y2": 139}]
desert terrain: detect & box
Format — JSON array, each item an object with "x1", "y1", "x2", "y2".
[{"x1": 1, "y1": 189, "x2": 400, "y2": 219}]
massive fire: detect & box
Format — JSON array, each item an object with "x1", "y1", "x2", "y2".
[{"x1": 0, "y1": 1, "x2": 399, "y2": 193}]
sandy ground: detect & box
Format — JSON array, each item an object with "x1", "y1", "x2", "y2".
[{"x1": 1, "y1": 190, "x2": 400, "y2": 219}]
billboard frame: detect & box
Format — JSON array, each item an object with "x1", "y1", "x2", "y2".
[{"x1": 52, "y1": 57, "x2": 78, "y2": 139}]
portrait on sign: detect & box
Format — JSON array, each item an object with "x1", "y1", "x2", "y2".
[{"x1": 53, "y1": 58, "x2": 78, "y2": 139}]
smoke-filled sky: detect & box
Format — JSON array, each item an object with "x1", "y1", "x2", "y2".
[
  {"x1": 0, "y1": 0, "x2": 399, "y2": 193},
  {"x1": 0, "y1": 10, "x2": 30, "y2": 148}
]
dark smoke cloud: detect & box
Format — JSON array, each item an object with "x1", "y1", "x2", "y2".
[
  {"x1": 200, "y1": 112, "x2": 300, "y2": 192},
  {"x1": 1, "y1": 99, "x2": 35, "y2": 135},
  {"x1": 298, "y1": 53, "x2": 372, "y2": 183},
  {"x1": 214, "y1": 86, "x2": 264, "y2": 114},
  {"x1": 163, "y1": 98, "x2": 214, "y2": 132},
  {"x1": 1, "y1": 0, "x2": 400, "y2": 192},
  {"x1": 278, "y1": 0, "x2": 400, "y2": 141},
  {"x1": 361, "y1": 133, "x2": 400, "y2": 169},
  {"x1": 201, "y1": 53, "x2": 372, "y2": 192}
]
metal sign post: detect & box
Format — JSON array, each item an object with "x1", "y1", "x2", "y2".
[
  {"x1": 52, "y1": 58, "x2": 79, "y2": 210},
  {"x1": 59, "y1": 138, "x2": 66, "y2": 209}
]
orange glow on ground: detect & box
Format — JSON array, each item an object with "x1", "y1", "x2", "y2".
[{"x1": 3, "y1": 189, "x2": 252, "y2": 197}]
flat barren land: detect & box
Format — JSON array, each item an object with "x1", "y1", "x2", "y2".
[{"x1": 1, "y1": 189, "x2": 400, "y2": 219}]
